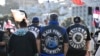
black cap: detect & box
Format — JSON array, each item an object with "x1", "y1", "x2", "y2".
[
  {"x1": 50, "y1": 14, "x2": 58, "y2": 21},
  {"x1": 74, "y1": 16, "x2": 81, "y2": 23},
  {"x1": 32, "y1": 17, "x2": 39, "y2": 23}
]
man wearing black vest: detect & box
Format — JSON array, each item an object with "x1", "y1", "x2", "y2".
[
  {"x1": 37, "y1": 14, "x2": 69, "y2": 56},
  {"x1": 66, "y1": 16, "x2": 91, "y2": 56},
  {"x1": 28, "y1": 17, "x2": 40, "y2": 38}
]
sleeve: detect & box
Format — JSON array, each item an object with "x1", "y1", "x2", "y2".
[
  {"x1": 37, "y1": 27, "x2": 43, "y2": 39},
  {"x1": 86, "y1": 28, "x2": 91, "y2": 41},
  {"x1": 63, "y1": 29, "x2": 69, "y2": 43}
]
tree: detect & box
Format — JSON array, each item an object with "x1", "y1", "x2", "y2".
[
  {"x1": 61, "y1": 17, "x2": 73, "y2": 28},
  {"x1": 61, "y1": 17, "x2": 86, "y2": 28}
]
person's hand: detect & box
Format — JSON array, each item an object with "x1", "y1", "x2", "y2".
[
  {"x1": 85, "y1": 51, "x2": 90, "y2": 56},
  {"x1": 0, "y1": 42, "x2": 6, "y2": 46}
]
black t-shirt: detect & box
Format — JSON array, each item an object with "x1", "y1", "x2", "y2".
[
  {"x1": 66, "y1": 24, "x2": 90, "y2": 56},
  {"x1": 38, "y1": 25, "x2": 68, "y2": 55}
]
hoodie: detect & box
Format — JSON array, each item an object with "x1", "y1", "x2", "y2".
[
  {"x1": 8, "y1": 28, "x2": 37, "y2": 56},
  {"x1": 14, "y1": 28, "x2": 28, "y2": 36}
]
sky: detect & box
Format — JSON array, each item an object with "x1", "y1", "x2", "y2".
[
  {"x1": 38, "y1": 0, "x2": 65, "y2": 3},
  {"x1": 0, "y1": 0, "x2": 5, "y2": 6}
]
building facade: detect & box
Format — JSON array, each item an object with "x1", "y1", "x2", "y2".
[{"x1": 71, "y1": 3, "x2": 100, "y2": 32}]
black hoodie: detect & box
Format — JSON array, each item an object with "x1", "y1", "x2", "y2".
[{"x1": 8, "y1": 28, "x2": 37, "y2": 56}]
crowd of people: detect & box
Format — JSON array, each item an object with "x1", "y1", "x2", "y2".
[{"x1": 0, "y1": 10, "x2": 99, "y2": 56}]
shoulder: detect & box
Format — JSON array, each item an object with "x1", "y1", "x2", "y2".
[
  {"x1": 40, "y1": 26, "x2": 47, "y2": 30},
  {"x1": 59, "y1": 26, "x2": 66, "y2": 31},
  {"x1": 55, "y1": 26, "x2": 67, "y2": 34},
  {"x1": 25, "y1": 31, "x2": 36, "y2": 39},
  {"x1": 0, "y1": 31, "x2": 4, "y2": 34},
  {"x1": 26, "y1": 31, "x2": 35, "y2": 36},
  {"x1": 80, "y1": 24, "x2": 89, "y2": 30},
  {"x1": 28, "y1": 24, "x2": 33, "y2": 27},
  {"x1": 66, "y1": 24, "x2": 74, "y2": 30}
]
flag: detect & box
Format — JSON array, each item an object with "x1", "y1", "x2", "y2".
[
  {"x1": 72, "y1": 0, "x2": 84, "y2": 6},
  {"x1": 11, "y1": 9, "x2": 25, "y2": 22},
  {"x1": 93, "y1": 10, "x2": 100, "y2": 28}
]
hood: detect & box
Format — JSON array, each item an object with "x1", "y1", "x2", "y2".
[
  {"x1": 14, "y1": 28, "x2": 28, "y2": 36},
  {"x1": 49, "y1": 20, "x2": 59, "y2": 25}
]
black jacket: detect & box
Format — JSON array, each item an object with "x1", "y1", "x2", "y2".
[
  {"x1": 66, "y1": 23, "x2": 90, "y2": 56},
  {"x1": 28, "y1": 24, "x2": 40, "y2": 38},
  {"x1": 8, "y1": 28, "x2": 37, "y2": 56},
  {"x1": 38, "y1": 20, "x2": 68, "y2": 56}
]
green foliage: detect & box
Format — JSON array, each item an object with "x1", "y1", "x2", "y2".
[
  {"x1": 61, "y1": 17, "x2": 86, "y2": 28},
  {"x1": 61, "y1": 17, "x2": 73, "y2": 27}
]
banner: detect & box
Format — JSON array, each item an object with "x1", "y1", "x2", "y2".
[
  {"x1": 72, "y1": 0, "x2": 84, "y2": 6},
  {"x1": 93, "y1": 9, "x2": 100, "y2": 28},
  {"x1": 11, "y1": 9, "x2": 25, "y2": 22}
]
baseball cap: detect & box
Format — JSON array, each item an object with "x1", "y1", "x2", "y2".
[{"x1": 32, "y1": 17, "x2": 39, "y2": 23}]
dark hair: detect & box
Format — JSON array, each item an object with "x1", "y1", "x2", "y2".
[
  {"x1": 19, "y1": 10, "x2": 27, "y2": 18},
  {"x1": 50, "y1": 14, "x2": 58, "y2": 21},
  {"x1": 19, "y1": 19, "x2": 27, "y2": 27},
  {"x1": 74, "y1": 16, "x2": 81, "y2": 23}
]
